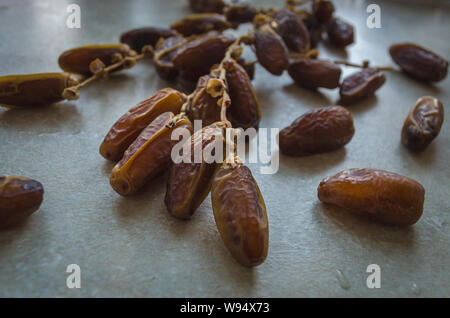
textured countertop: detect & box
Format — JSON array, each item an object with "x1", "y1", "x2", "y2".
[{"x1": 0, "y1": 0, "x2": 449, "y2": 297}]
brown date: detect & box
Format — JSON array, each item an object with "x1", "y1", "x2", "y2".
[
  {"x1": 189, "y1": 0, "x2": 225, "y2": 13},
  {"x1": 237, "y1": 58, "x2": 256, "y2": 80},
  {"x1": 120, "y1": 27, "x2": 177, "y2": 52},
  {"x1": 254, "y1": 24, "x2": 290, "y2": 76},
  {"x1": 313, "y1": 0, "x2": 335, "y2": 24},
  {"x1": 154, "y1": 35, "x2": 186, "y2": 80},
  {"x1": 389, "y1": 43, "x2": 448, "y2": 82},
  {"x1": 0, "y1": 176, "x2": 44, "y2": 229},
  {"x1": 326, "y1": 17, "x2": 354, "y2": 48},
  {"x1": 110, "y1": 112, "x2": 193, "y2": 196},
  {"x1": 224, "y1": 59, "x2": 261, "y2": 129},
  {"x1": 165, "y1": 124, "x2": 224, "y2": 219},
  {"x1": 339, "y1": 67, "x2": 386, "y2": 104},
  {"x1": 171, "y1": 13, "x2": 231, "y2": 36},
  {"x1": 288, "y1": 58, "x2": 341, "y2": 89},
  {"x1": 186, "y1": 75, "x2": 222, "y2": 127},
  {"x1": 172, "y1": 31, "x2": 235, "y2": 82},
  {"x1": 272, "y1": 8, "x2": 310, "y2": 53},
  {"x1": 58, "y1": 44, "x2": 134, "y2": 76},
  {"x1": 0, "y1": 73, "x2": 78, "y2": 108},
  {"x1": 279, "y1": 106, "x2": 354, "y2": 156},
  {"x1": 401, "y1": 96, "x2": 444, "y2": 151},
  {"x1": 211, "y1": 163, "x2": 269, "y2": 267},
  {"x1": 318, "y1": 168, "x2": 425, "y2": 226},
  {"x1": 100, "y1": 88, "x2": 187, "y2": 161},
  {"x1": 224, "y1": 2, "x2": 258, "y2": 25}
]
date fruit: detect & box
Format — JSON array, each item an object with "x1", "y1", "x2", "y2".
[
  {"x1": 224, "y1": 2, "x2": 258, "y2": 25},
  {"x1": 100, "y1": 88, "x2": 187, "y2": 161},
  {"x1": 401, "y1": 96, "x2": 444, "y2": 151},
  {"x1": 110, "y1": 112, "x2": 193, "y2": 196},
  {"x1": 279, "y1": 106, "x2": 354, "y2": 156},
  {"x1": 58, "y1": 44, "x2": 134, "y2": 76},
  {"x1": 389, "y1": 43, "x2": 448, "y2": 82},
  {"x1": 171, "y1": 13, "x2": 231, "y2": 36},
  {"x1": 318, "y1": 168, "x2": 425, "y2": 226},
  {"x1": 165, "y1": 124, "x2": 224, "y2": 219},
  {"x1": 0, "y1": 176, "x2": 44, "y2": 229},
  {"x1": 272, "y1": 8, "x2": 310, "y2": 53},
  {"x1": 154, "y1": 35, "x2": 187, "y2": 80},
  {"x1": 120, "y1": 27, "x2": 177, "y2": 52},
  {"x1": 187, "y1": 75, "x2": 222, "y2": 127},
  {"x1": 254, "y1": 24, "x2": 290, "y2": 76},
  {"x1": 0, "y1": 73, "x2": 78, "y2": 108},
  {"x1": 339, "y1": 67, "x2": 386, "y2": 104},
  {"x1": 313, "y1": 0, "x2": 335, "y2": 24},
  {"x1": 326, "y1": 17, "x2": 354, "y2": 48},
  {"x1": 211, "y1": 163, "x2": 269, "y2": 267},
  {"x1": 288, "y1": 58, "x2": 341, "y2": 89},
  {"x1": 189, "y1": 0, "x2": 225, "y2": 13},
  {"x1": 224, "y1": 59, "x2": 261, "y2": 129}
]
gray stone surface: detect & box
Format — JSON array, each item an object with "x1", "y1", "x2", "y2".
[{"x1": 0, "y1": 0, "x2": 449, "y2": 297}]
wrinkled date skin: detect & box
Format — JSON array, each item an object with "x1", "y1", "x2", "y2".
[
  {"x1": 154, "y1": 35, "x2": 187, "y2": 80},
  {"x1": 187, "y1": 75, "x2": 222, "y2": 126},
  {"x1": 224, "y1": 59, "x2": 261, "y2": 129},
  {"x1": 173, "y1": 31, "x2": 235, "y2": 82},
  {"x1": 389, "y1": 43, "x2": 448, "y2": 82},
  {"x1": 318, "y1": 168, "x2": 425, "y2": 226},
  {"x1": 165, "y1": 124, "x2": 224, "y2": 219},
  {"x1": 0, "y1": 176, "x2": 44, "y2": 229},
  {"x1": 189, "y1": 0, "x2": 225, "y2": 13},
  {"x1": 171, "y1": 13, "x2": 231, "y2": 36},
  {"x1": 0, "y1": 73, "x2": 78, "y2": 108},
  {"x1": 110, "y1": 112, "x2": 193, "y2": 196},
  {"x1": 401, "y1": 96, "x2": 444, "y2": 151},
  {"x1": 58, "y1": 44, "x2": 134, "y2": 76},
  {"x1": 313, "y1": 0, "x2": 335, "y2": 24},
  {"x1": 100, "y1": 88, "x2": 186, "y2": 161},
  {"x1": 254, "y1": 24, "x2": 290, "y2": 76},
  {"x1": 288, "y1": 58, "x2": 341, "y2": 89},
  {"x1": 211, "y1": 164, "x2": 269, "y2": 267},
  {"x1": 273, "y1": 8, "x2": 310, "y2": 53},
  {"x1": 339, "y1": 68, "x2": 386, "y2": 104},
  {"x1": 224, "y1": 3, "x2": 258, "y2": 25},
  {"x1": 120, "y1": 27, "x2": 177, "y2": 52},
  {"x1": 326, "y1": 17, "x2": 354, "y2": 48},
  {"x1": 279, "y1": 106, "x2": 354, "y2": 156}
]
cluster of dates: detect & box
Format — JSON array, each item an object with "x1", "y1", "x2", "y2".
[{"x1": 0, "y1": 0, "x2": 448, "y2": 268}]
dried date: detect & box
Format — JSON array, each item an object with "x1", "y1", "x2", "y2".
[
  {"x1": 272, "y1": 8, "x2": 310, "y2": 53},
  {"x1": 326, "y1": 17, "x2": 354, "y2": 48},
  {"x1": 313, "y1": 0, "x2": 335, "y2": 24},
  {"x1": 318, "y1": 168, "x2": 425, "y2": 226},
  {"x1": 339, "y1": 67, "x2": 386, "y2": 104},
  {"x1": 171, "y1": 13, "x2": 231, "y2": 36},
  {"x1": 288, "y1": 58, "x2": 341, "y2": 89},
  {"x1": 120, "y1": 27, "x2": 177, "y2": 52}
]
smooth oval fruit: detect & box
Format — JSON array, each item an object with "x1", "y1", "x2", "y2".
[
  {"x1": 0, "y1": 176, "x2": 44, "y2": 229},
  {"x1": 110, "y1": 112, "x2": 193, "y2": 196},
  {"x1": 224, "y1": 59, "x2": 261, "y2": 129},
  {"x1": 339, "y1": 67, "x2": 386, "y2": 104},
  {"x1": 0, "y1": 73, "x2": 78, "y2": 108},
  {"x1": 254, "y1": 24, "x2": 290, "y2": 76},
  {"x1": 165, "y1": 124, "x2": 224, "y2": 219},
  {"x1": 326, "y1": 17, "x2": 354, "y2": 48},
  {"x1": 120, "y1": 27, "x2": 177, "y2": 52},
  {"x1": 279, "y1": 106, "x2": 354, "y2": 156},
  {"x1": 401, "y1": 96, "x2": 444, "y2": 151},
  {"x1": 313, "y1": 0, "x2": 335, "y2": 24},
  {"x1": 171, "y1": 13, "x2": 231, "y2": 36},
  {"x1": 58, "y1": 44, "x2": 134, "y2": 76},
  {"x1": 318, "y1": 168, "x2": 425, "y2": 226},
  {"x1": 187, "y1": 75, "x2": 222, "y2": 127},
  {"x1": 100, "y1": 88, "x2": 187, "y2": 161},
  {"x1": 189, "y1": 0, "x2": 225, "y2": 13},
  {"x1": 172, "y1": 31, "x2": 234, "y2": 82},
  {"x1": 389, "y1": 43, "x2": 448, "y2": 82},
  {"x1": 288, "y1": 58, "x2": 341, "y2": 89},
  {"x1": 154, "y1": 35, "x2": 187, "y2": 80},
  {"x1": 273, "y1": 8, "x2": 310, "y2": 53},
  {"x1": 224, "y1": 2, "x2": 258, "y2": 25},
  {"x1": 211, "y1": 163, "x2": 269, "y2": 267}
]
